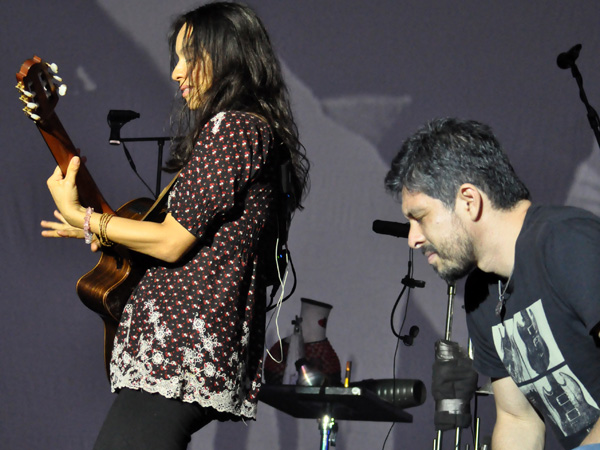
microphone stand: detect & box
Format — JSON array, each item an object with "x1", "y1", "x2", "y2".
[
  {"x1": 434, "y1": 284, "x2": 460, "y2": 450},
  {"x1": 432, "y1": 284, "x2": 490, "y2": 450},
  {"x1": 118, "y1": 136, "x2": 170, "y2": 198}
]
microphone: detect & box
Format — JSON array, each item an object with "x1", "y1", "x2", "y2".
[
  {"x1": 107, "y1": 109, "x2": 140, "y2": 145},
  {"x1": 557, "y1": 44, "x2": 582, "y2": 70},
  {"x1": 372, "y1": 220, "x2": 410, "y2": 238}
]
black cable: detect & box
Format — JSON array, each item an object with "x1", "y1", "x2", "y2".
[
  {"x1": 382, "y1": 248, "x2": 418, "y2": 449},
  {"x1": 390, "y1": 249, "x2": 417, "y2": 339},
  {"x1": 266, "y1": 249, "x2": 297, "y2": 312},
  {"x1": 121, "y1": 142, "x2": 157, "y2": 198},
  {"x1": 380, "y1": 421, "x2": 396, "y2": 450},
  {"x1": 390, "y1": 285, "x2": 410, "y2": 339},
  {"x1": 381, "y1": 328, "x2": 404, "y2": 450}
]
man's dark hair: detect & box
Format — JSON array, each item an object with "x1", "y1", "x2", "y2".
[{"x1": 385, "y1": 118, "x2": 530, "y2": 209}]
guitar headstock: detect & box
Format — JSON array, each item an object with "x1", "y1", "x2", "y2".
[{"x1": 16, "y1": 55, "x2": 67, "y2": 124}]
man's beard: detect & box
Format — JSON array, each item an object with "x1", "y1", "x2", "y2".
[{"x1": 423, "y1": 221, "x2": 476, "y2": 284}]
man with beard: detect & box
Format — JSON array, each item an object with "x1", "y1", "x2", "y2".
[{"x1": 385, "y1": 118, "x2": 600, "y2": 450}]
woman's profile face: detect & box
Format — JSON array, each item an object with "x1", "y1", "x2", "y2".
[{"x1": 171, "y1": 25, "x2": 212, "y2": 110}]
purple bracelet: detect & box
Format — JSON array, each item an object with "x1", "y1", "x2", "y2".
[{"x1": 84, "y1": 207, "x2": 94, "y2": 244}]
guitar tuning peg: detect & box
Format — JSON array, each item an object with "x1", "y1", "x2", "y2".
[
  {"x1": 15, "y1": 82, "x2": 31, "y2": 97},
  {"x1": 25, "y1": 101, "x2": 38, "y2": 110},
  {"x1": 57, "y1": 84, "x2": 67, "y2": 96},
  {"x1": 18, "y1": 88, "x2": 34, "y2": 98},
  {"x1": 47, "y1": 62, "x2": 59, "y2": 73},
  {"x1": 23, "y1": 107, "x2": 40, "y2": 121},
  {"x1": 53, "y1": 74, "x2": 63, "y2": 83}
]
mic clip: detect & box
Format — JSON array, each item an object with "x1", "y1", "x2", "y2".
[
  {"x1": 401, "y1": 325, "x2": 420, "y2": 346},
  {"x1": 401, "y1": 275, "x2": 425, "y2": 289},
  {"x1": 107, "y1": 109, "x2": 141, "y2": 145}
]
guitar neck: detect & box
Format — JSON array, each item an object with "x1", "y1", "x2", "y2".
[{"x1": 38, "y1": 113, "x2": 115, "y2": 214}]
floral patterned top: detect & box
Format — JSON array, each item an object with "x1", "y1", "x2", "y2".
[{"x1": 109, "y1": 111, "x2": 278, "y2": 419}]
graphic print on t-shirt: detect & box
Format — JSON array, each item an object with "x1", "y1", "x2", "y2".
[{"x1": 492, "y1": 299, "x2": 599, "y2": 438}]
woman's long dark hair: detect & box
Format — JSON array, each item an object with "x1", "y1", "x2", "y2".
[{"x1": 166, "y1": 1, "x2": 309, "y2": 210}]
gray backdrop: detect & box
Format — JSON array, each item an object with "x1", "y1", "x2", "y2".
[{"x1": 2, "y1": 1, "x2": 600, "y2": 449}]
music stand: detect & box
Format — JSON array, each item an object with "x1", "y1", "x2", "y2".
[{"x1": 259, "y1": 385, "x2": 413, "y2": 449}]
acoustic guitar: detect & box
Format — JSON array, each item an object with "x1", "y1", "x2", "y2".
[{"x1": 16, "y1": 55, "x2": 173, "y2": 377}]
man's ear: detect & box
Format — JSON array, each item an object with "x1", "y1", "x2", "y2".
[{"x1": 456, "y1": 183, "x2": 483, "y2": 221}]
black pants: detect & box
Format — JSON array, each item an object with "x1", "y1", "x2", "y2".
[{"x1": 93, "y1": 388, "x2": 216, "y2": 450}]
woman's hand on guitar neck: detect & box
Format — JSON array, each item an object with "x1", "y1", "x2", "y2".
[
  {"x1": 45, "y1": 156, "x2": 101, "y2": 251},
  {"x1": 46, "y1": 156, "x2": 86, "y2": 228},
  {"x1": 45, "y1": 155, "x2": 197, "y2": 261},
  {"x1": 40, "y1": 210, "x2": 101, "y2": 252}
]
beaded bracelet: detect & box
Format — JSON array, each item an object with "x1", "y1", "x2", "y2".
[
  {"x1": 98, "y1": 213, "x2": 115, "y2": 247},
  {"x1": 83, "y1": 207, "x2": 94, "y2": 244}
]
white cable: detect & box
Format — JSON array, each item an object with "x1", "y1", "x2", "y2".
[{"x1": 265, "y1": 237, "x2": 289, "y2": 363}]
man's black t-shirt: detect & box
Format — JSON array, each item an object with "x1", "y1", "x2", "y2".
[{"x1": 466, "y1": 205, "x2": 600, "y2": 449}]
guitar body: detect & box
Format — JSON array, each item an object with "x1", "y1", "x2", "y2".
[
  {"x1": 17, "y1": 56, "x2": 172, "y2": 376},
  {"x1": 76, "y1": 197, "x2": 157, "y2": 322},
  {"x1": 79, "y1": 197, "x2": 168, "y2": 374}
]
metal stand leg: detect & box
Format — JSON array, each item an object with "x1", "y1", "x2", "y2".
[
  {"x1": 434, "y1": 429, "x2": 442, "y2": 450},
  {"x1": 318, "y1": 414, "x2": 337, "y2": 450},
  {"x1": 454, "y1": 426, "x2": 461, "y2": 449},
  {"x1": 434, "y1": 284, "x2": 457, "y2": 450}
]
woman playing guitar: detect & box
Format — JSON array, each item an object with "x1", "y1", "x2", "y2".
[{"x1": 41, "y1": 2, "x2": 309, "y2": 448}]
